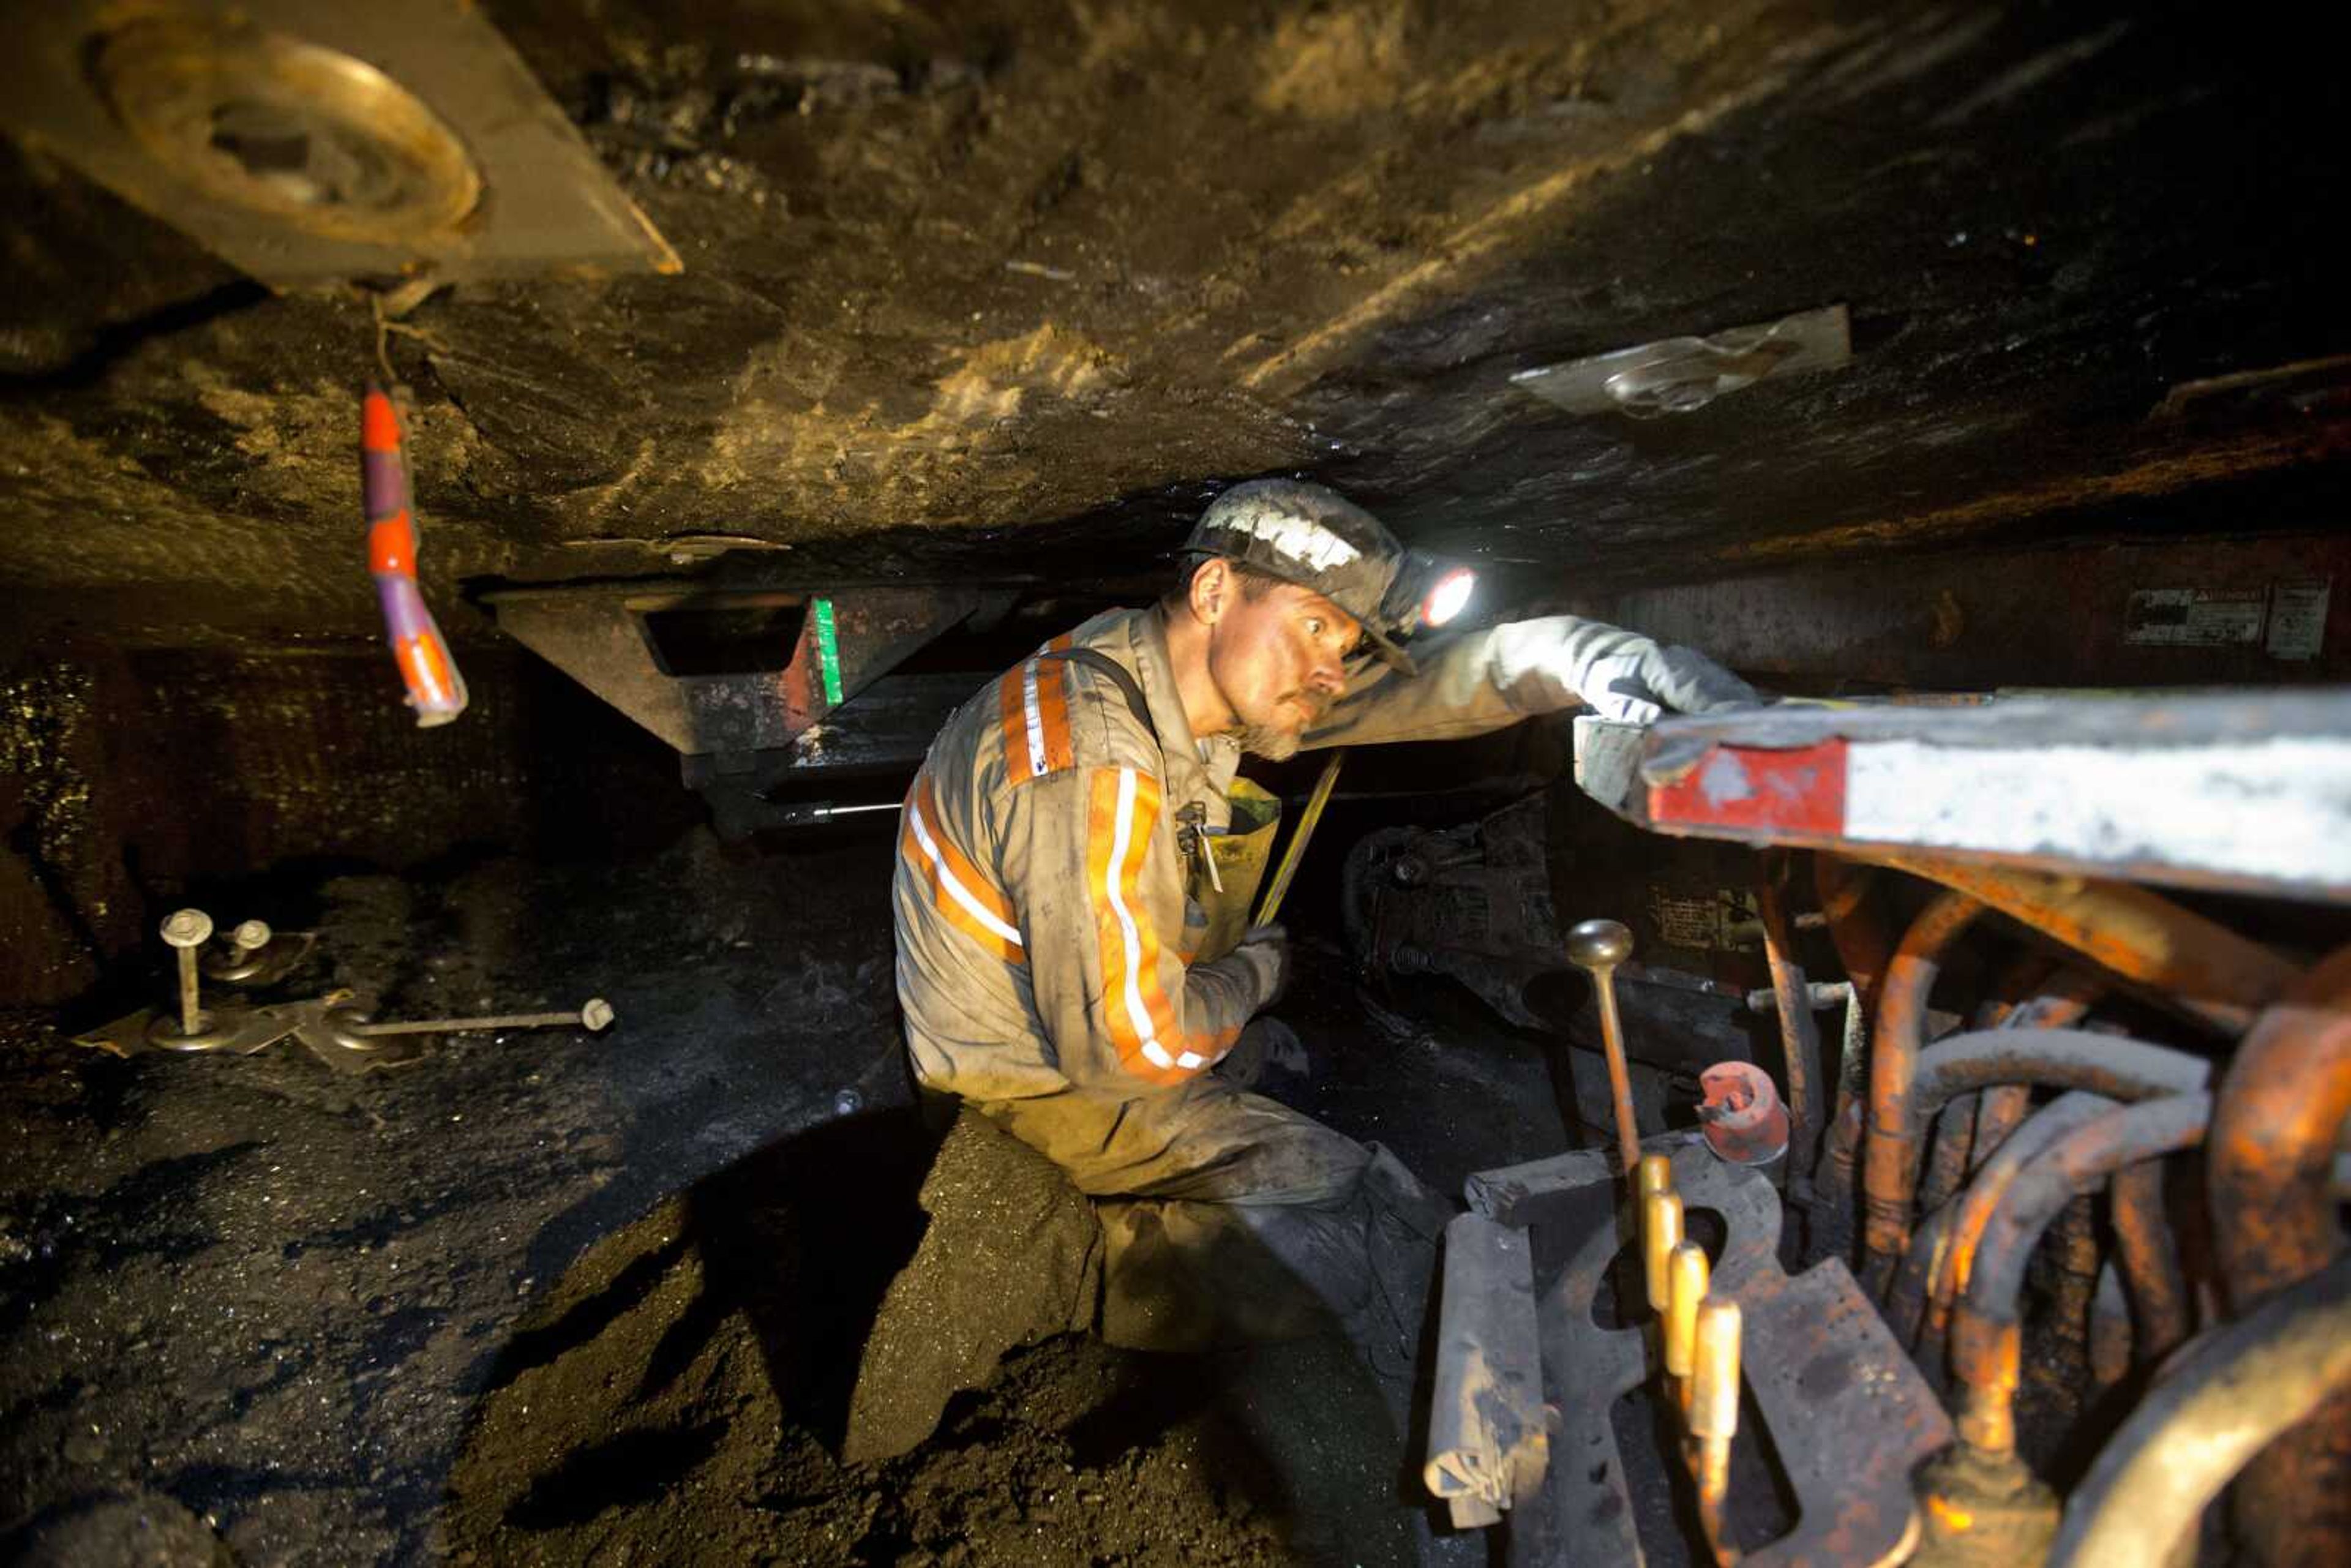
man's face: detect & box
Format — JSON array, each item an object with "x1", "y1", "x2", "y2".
[{"x1": 1199, "y1": 568, "x2": 1361, "y2": 760}]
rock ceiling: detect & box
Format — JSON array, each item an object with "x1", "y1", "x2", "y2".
[{"x1": 1, "y1": 0, "x2": 2343, "y2": 645}]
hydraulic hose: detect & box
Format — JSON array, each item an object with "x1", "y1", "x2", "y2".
[
  {"x1": 1861, "y1": 891, "x2": 1983, "y2": 1292},
  {"x1": 1910, "y1": 1029, "x2": 2210, "y2": 1123},
  {"x1": 1916, "y1": 1091, "x2": 2117, "y2": 1368},
  {"x1": 1951, "y1": 1093, "x2": 2212, "y2": 1454},
  {"x1": 2049, "y1": 1255, "x2": 2351, "y2": 1568},
  {"x1": 1897, "y1": 975, "x2": 2107, "y2": 1325},
  {"x1": 2206, "y1": 945, "x2": 2351, "y2": 1566}
]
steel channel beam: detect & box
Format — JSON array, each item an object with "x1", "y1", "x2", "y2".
[{"x1": 1581, "y1": 534, "x2": 2348, "y2": 692}]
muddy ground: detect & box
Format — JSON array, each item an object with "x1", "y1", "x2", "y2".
[{"x1": 1, "y1": 815, "x2": 1570, "y2": 1566}]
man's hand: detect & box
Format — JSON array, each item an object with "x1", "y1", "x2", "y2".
[
  {"x1": 1234, "y1": 923, "x2": 1291, "y2": 1009},
  {"x1": 1513, "y1": 614, "x2": 1761, "y2": 724},
  {"x1": 1577, "y1": 639, "x2": 1760, "y2": 724}
]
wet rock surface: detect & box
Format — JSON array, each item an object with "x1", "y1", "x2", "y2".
[{"x1": 1, "y1": 817, "x2": 1568, "y2": 1564}]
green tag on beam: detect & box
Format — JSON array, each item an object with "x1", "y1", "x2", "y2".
[{"x1": 812, "y1": 597, "x2": 844, "y2": 706}]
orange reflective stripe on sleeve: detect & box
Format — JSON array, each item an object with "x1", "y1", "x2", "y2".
[
  {"x1": 1000, "y1": 635, "x2": 1078, "y2": 784},
  {"x1": 1033, "y1": 653, "x2": 1073, "y2": 771},
  {"x1": 902, "y1": 775, "x2": 1026, "y2": 965},
  {"x1": 1086, "y1": 765, "x2": 1231, "y2": 1086},
  {"x1": 997, "y1": 666, "x2": 1031, "y2": 779}
]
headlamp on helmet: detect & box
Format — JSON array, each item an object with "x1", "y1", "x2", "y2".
[{"x1": 1378, "y1": 550, "x2": 1478, "y2": 641}]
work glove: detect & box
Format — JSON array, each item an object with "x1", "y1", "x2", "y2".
[
  {"x1": 1216, "y1": 1016, "x2": 1312, "y2": 1087},
  {"x1": 1234, "y1": 922, "x2": 1291, "y2": 1010},
  {"x1": 1578, "y1": 642, "x2": 1759, "y2": 723},
  {"x1": 1532, "y1": 616, "x2": 1761, "y2": 724}
]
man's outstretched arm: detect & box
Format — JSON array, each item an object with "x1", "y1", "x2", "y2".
[{"x1": 1304, "y1": 614, "x2": 1760, "y2": 748}]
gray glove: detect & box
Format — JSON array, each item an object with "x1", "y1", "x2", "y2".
[
  {"x1": 1510, "y1": 615, "x2": 1758, "y2": 724},
  {"x1": 1216, "y1": 1016, "x2": 1311, "y2": 1087},
  {"x1": 1234, "y1": 922, "x2": 1291, "y2": 1009},
  {"x1": 1576, "y1": 640, "x2": 1760, "y2": 724}
]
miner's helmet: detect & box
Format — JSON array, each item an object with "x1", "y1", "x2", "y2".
[{"x1": 1180, "y1": 478, "x2": 1475, "y2": 676}]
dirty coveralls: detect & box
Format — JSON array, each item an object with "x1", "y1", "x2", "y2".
[{"x1": 893, "y1": 603, "x2": 1605, "y2": 1353}]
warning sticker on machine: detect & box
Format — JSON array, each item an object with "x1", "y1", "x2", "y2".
[
  {"x1": 1647, "y1": 887, "x2": 1764, "y2": 952},
  {"x1": 2124, "y1": 587, "x2": 2267, "y2": 647},
  {"x1": 2266, "y1": 579, "x2": 2331, "y2": 661}
]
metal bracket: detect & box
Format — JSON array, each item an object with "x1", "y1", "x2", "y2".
[
  {"x1": 280, "y1": 995, "x2": 428, "y2": 1075},
  {"x1": 201, "y1": 929, "x2": 320, "y2": 988},
  {"x1": 0, "y1": 1, "x2": 677, "y2": 285},
  {"x1": 73, "y1": 990, "x2": 418, "y2": 1074},
  {"x1": 74, "y1": 1004, "x2": 299, "y2": 1060},
  {"x1": 1510, "y1": 306, "x2": 1851, "y2": 419},
  {"x1": 487, "y1": 582, "x2": 1010, "y2": 758}
]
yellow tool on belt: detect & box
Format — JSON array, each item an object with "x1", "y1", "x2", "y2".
[{"x1": 1251, "y1": 748, "x2": 1348, "y2": 926}]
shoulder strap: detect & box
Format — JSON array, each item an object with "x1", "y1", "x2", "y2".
[{"x1": 1041, "y1": 647, "x2": 1158, "y2": 745}]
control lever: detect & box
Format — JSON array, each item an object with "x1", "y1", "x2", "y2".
[
  {"x1": 1566, "y1": 918, "x2": 1642, "y2": 1177},
  {"x1": 1690, "y1": 1298, "x2": 1745, "y2": 1563}
]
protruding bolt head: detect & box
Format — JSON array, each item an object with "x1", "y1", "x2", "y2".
[
  {"x1": 580, "y1": 998, "x2": 615, "y2": 1032},
  {"x1": 232, "y1": 919, "x2": 272, "y2": 951},
  {"x1": 1565, "y1": 917, "x2": 1633, "y2": 971},
  {"x1": 160, "y1": 909, "x2": 214, "y2": 948}
]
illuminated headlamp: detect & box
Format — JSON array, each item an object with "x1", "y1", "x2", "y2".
[
  {"x1": 1421, "y1": 566, "x2": 1476, "y2": 628},
  {"x1": 1378, "y1": 550, "x2": 1478, "y2": 641}
]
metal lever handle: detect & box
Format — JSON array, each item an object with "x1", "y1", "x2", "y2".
[
  {"x1": 1567, "y1": 918, "x2": 1642, "y2": 1176},
  {"x1": 345, "y1": 999, "x2": 615, "y2": 1038},
  {"x1": 1691, "y1": 1297, "x2": 1745, "y2": 1563}
]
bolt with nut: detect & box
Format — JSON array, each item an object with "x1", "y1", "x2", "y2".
[{"x1": 159, "y1": 908, "x2": 214, "y2": 1037}]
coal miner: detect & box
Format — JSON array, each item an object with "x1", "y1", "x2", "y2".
[{"x1": 890, "y1": 479, "x2": 1755, "y2": 1368}]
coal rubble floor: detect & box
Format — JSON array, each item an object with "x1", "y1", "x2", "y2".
[{"x1": 0, "y1": 825, "x2": 1569, "y2": 1567}]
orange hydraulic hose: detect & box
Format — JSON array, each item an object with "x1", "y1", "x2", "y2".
[
  {"x1": 1865, "y1": 855, "x2": 2295, "y2": 1035},
  {"x1": 2207, "y1": 945, "x2": 2351, "y2": 1567},
  {"x1": 1860, "y1": 891, "x2": 1982, "y2": 1292}
]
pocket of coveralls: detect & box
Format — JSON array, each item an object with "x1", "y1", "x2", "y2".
[{"x1": 1194, "y1": 779, "x2": 1282, "y2": 964}]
